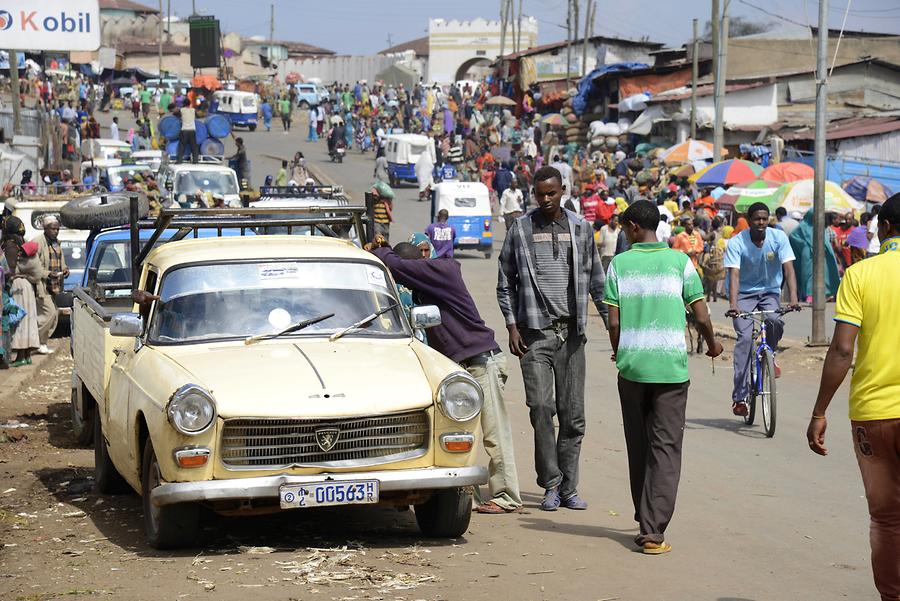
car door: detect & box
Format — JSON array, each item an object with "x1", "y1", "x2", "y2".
[{"x1": 106, "y1": 269, "x2": 158, "y2": 479}]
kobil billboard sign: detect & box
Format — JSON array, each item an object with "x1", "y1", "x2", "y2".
[{"x1": 0, "y1": 0, "x2": 100, "y2": 51}]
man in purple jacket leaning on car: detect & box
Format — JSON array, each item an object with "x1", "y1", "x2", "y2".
[{"x1": 369, "y1": 238, "x2": 522, "y2": 514}]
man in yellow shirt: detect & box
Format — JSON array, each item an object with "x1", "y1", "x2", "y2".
[{"x1": 807, "y1": 193, "x2": 900, "y2": 601}]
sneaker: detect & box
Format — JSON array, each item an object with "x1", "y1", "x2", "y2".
[
  {"x1": 642, "y1": 541, "x2": 672, "y2": 555},
  {"x1": 540, "y1": 488, "x2": 561, "y2": 511},
  {"x1": 36, "y1": 344, "x2": 54, "y2": 355},
  {"x1": 732, "y1": 401, "x2": 749, "y2": 417},
  {"x1": 561, "y1": 494, "x2": 588, "y2": 510}
]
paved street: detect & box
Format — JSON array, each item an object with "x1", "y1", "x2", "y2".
[{"x1": 0, "y1": 112, "x2": 875, "y2": 601}]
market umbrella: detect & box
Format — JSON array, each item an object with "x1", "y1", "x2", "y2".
[
  {"x1": 717, "y1": 179, "x2": 783, "y2": 212},
  {"x1": 759, "y1": 161, "x2": 814, "y2": 183},
  {"x1": 485, "y1": 95, "x2": 517, "y2": 106},
  {"x1": 540, "y1": 113, "x2": 569, "y2": 127},
  {"x1": 191, "y1": 74, "x2": 222, "y2": 90},
  {"x1": 690, "y1": 159, "x2": 764, "y2": 187},
  {"x1": 659, "y1": 139, "x2": 727, "y2": 165},
  {"x1": 842, "y1": 176, "x2": 894, "y2": 203},
  {"x1": 775, "y1": 179, "x2": 865, "y2": 214}
]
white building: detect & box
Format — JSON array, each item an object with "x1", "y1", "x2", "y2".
[{"x1": 428, "y1": 17, "x2": 538, "y2": 84}]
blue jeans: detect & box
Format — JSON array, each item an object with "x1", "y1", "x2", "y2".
[
  {"x1": 731, "y1": 292, "x2": 784, "y2": 402},
  {"x1": 307, "y1": 123, "x2": 318, "y2": 141},
  {"x1": 519, "y1": 322, "x2": 586, "y2": 499}
]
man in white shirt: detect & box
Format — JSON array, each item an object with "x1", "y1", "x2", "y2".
[
  {"x1": 500, "y1": 178, "x2": 524, "y2": 230},
  {"x1": 550, "y1": 156, "x2": 573, "y2": 194},
  {"x1": 867, "y1": 204, "x2": 881, "y2": 257},
  {"x1": 656, "y1": 214, "x2": 672, "y2": 244},
  {"x1": 175, "y1": 99, "x2": 198, "y2": 164},
  {"x1": 657, "y1": 199, "x2": 674, "y2": 224},
  {"x1": 109, "y1": 116, "x2": 119, "y2": 141}
]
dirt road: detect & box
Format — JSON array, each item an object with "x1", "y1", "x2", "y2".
[{"x1": 0, "y1": 108, "x2": 878, "y2": 601}]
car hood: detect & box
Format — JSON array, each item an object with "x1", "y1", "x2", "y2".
[{"x1": 155, "y1": 338, "x2": 434, "y2": 418}]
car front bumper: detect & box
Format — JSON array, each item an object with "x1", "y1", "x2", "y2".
[{"x1": 150, "y1": 465, "x2": 487, "y2": 507}]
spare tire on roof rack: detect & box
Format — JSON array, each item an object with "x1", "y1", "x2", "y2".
[{"x1": 60, "y1": 194, "x2": 150, "y2": 230}]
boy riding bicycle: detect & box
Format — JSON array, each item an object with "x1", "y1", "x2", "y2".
[{"x1": 724, "y1": 202, "x2": 801, "y2": 417}]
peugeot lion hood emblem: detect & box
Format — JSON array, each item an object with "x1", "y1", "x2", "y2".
[{"x1": 315, "y1": 427, "x2": 340, "y2": 452}]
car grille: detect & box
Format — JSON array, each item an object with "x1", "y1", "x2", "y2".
[{"x1": 220, "y1": 410, "x2": 430, "y2": 469}]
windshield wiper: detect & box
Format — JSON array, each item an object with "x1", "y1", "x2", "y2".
[
  {"x1": 329, "y1": 303, "x2": 399, "y2": 342},
  {"x1": 244, "y1": 313, "x2": 335, "y2": 345}
]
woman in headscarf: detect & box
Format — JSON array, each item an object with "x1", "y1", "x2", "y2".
[
  {"x1": 1, "y1": 218, "x2": 40, "y2": 366},
  {"x1": 789, "y1": 209, "x2": 840, "y2": 303}
]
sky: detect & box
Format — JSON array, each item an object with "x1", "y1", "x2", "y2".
[{"x1": 166, "y1": 0, "x2": 900, "y2": 55}]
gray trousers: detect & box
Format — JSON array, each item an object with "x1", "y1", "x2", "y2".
[
  {"x1": 731, "y1": 292, "x2": 783, "y2": 402},
  {"x1": 618, "y1": 376, "x2": 689, "y2": 545},
  {"x1": 468, "y1": 353, "x2": 522, "y2": 510},
  {"x1": 520, "y1": 323, "x2": 586, "y2": 499}
]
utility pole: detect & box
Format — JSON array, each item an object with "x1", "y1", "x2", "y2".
[
  {"x1": 499, "y1": 0, "x2": 507, "y2": 59},
  {"x1": 386, "y1": 33, "x2": 393, "y2": 49},
  {"x1": 508, "y1": 0, "x2": 516, "y2": 57},
  {"x1": 565, "y1": 0, "x2": 573, "y2": 86},
  {"x1": 691, "y1": 18, "x2": 699, "y2": 139},
  {"x1": 158, "y1": 0, "x2": 164, "y2": 77},
  {"x1": 711, "y1": 0, "x2": 720, "y2": 145},
  {"x1": 811, "y1": 0, "x2": 829, "y2": 344},
  {"x1": 166, "y1": 0, "x2": 171, "y2": 41},
  {"x1": 581, "y1": 1, "x2": 594, "y2": 77},
  {"x1": 269, "y1": 4, "x2": 275, "y2": 44},
  {"x1": 191, "y1": 0, "x2": 196, "y2": 15},
  {"x1": 516, "y1": 0, "x2": 524, "y2": 53},
  {"x1": 8, "y1": 49, "x2": 21, "y2": 136},
  {"x1": 713, "y1": 1, "x2": 728, "y2": 160},
  {"x1": 573, "y1": 0, "x2": 580, "y2": 76}
]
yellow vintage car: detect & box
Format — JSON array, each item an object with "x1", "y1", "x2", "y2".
[{"x1": 69, "y1": 203, "x2": 487, "y2": 549}]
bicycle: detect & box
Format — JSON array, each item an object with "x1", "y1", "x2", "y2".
[{"x1": 729, "y1": 307, "x2": 798, "y2": 438}]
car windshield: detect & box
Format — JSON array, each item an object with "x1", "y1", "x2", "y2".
[
  {"x1": 148, "y1": 261, "x2": 405, "y2": 344},
  {"x1": 61, "y1": 240, "x2": 87, "y2": 270},
  {"x1": 108, "y1": 166, "x2": 153, "y2": 189},
  {"x1": 175, "y1": 171, "x2": 238, "y2": 196}
]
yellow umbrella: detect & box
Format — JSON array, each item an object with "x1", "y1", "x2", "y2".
[{"x1": 775, "y1": 179, "x2": 865, "y2": 214}]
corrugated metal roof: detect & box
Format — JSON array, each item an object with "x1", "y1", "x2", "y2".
[
  {"x1": 501, "y1": 35, "x2": 664, "y2": 61},
  {"x1": 99, "y1": 0, "x2": 158, "y2": 12},
  {"x1": 379, "y1": 36, "x2": 429, "y2": 57},
  {"x1": 649, "y1": 80, "x2": 771, "y2": 103},
  {"x1": 782, "y1": 116, "x2": 900, "y2": 141}
]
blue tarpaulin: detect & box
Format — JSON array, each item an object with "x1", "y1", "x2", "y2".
[{"x1": 572, "y1": 62, "x2": 649, "y2": 116}]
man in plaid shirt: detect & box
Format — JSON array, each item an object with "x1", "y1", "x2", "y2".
[{"x1": 497, "y1": 165, "x2": 606, "y2": 511}]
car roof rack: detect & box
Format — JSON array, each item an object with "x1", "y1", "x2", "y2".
[
  {"x1": 256, "y1": 184, "x2": 346, "y2": 201},
  {"x1": 126, "y1": 197, "x2": 370, "y2": 290}
]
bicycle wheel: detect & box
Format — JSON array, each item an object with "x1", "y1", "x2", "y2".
[
  {"x1": 760, "y1": 350, "x2": 777, "y2": 437},
  {"x1": 745, "y1": 352, "x2": 757, "y2": 425}
]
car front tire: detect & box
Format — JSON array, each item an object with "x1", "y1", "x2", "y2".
[
  {"x1": 142, "y1": 439, "x2": 200, "y2": 549},
  {"x1": 414, "y1": 487, "x2": 472, "y2": 538}
]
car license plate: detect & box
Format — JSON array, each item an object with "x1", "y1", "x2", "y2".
[
  {"x1": 279, "y1": 480, "x2": 379, "y2": 509},
  {"x1": 458, "y1": 237, "x2": 479, "y2": 245}
]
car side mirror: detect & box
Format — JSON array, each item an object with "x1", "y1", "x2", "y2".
[
  {"x1": 109, "y1": 313, "x2": 143, "y2": 337},
  {"x1": 410, "y1": 305, "x2": 441, "y2": 329}
]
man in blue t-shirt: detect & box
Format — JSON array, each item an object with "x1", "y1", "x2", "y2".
[{"x1": 724, "y1": 202, "x2": 801, "y2": 416}]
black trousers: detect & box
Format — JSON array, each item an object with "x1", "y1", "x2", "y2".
[
  {"x1": 176, "y1": 130, "x2": 198, "y2": 164},
  {"x1": 617, "y1": 376, "x2": 689, "y2": 545}
]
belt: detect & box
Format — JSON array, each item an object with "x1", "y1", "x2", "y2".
[
  {"x1": 459, "y1": 348, "x2": 502, "y2": 368},
  {"x1": 549, "y1": 318, "x2": 576, "y2": 330}
]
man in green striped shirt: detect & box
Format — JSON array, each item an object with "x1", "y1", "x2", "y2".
[{"x1": 604, "y1": 200, "x2": 723, "y2": 555}]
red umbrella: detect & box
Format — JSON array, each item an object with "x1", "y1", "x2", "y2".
[{"x1": 759, "y1": 162, "x2": 814, "y2": 183}]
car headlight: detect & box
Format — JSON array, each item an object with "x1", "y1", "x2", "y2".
[
  {"x1": 437, "y1": 372, "x2": 483, "y2": 422},
  {"x1": 166, "y1": 384, "x2": 216, "y2": 435}
]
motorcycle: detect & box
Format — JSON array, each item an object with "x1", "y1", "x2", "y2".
[{"x1": 329, "y1": 140, "x2": 346, "y2": 163}]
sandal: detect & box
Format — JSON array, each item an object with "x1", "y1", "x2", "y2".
[{"x1": 642, "y1": 541, "x2": 672, "y2": 555}]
